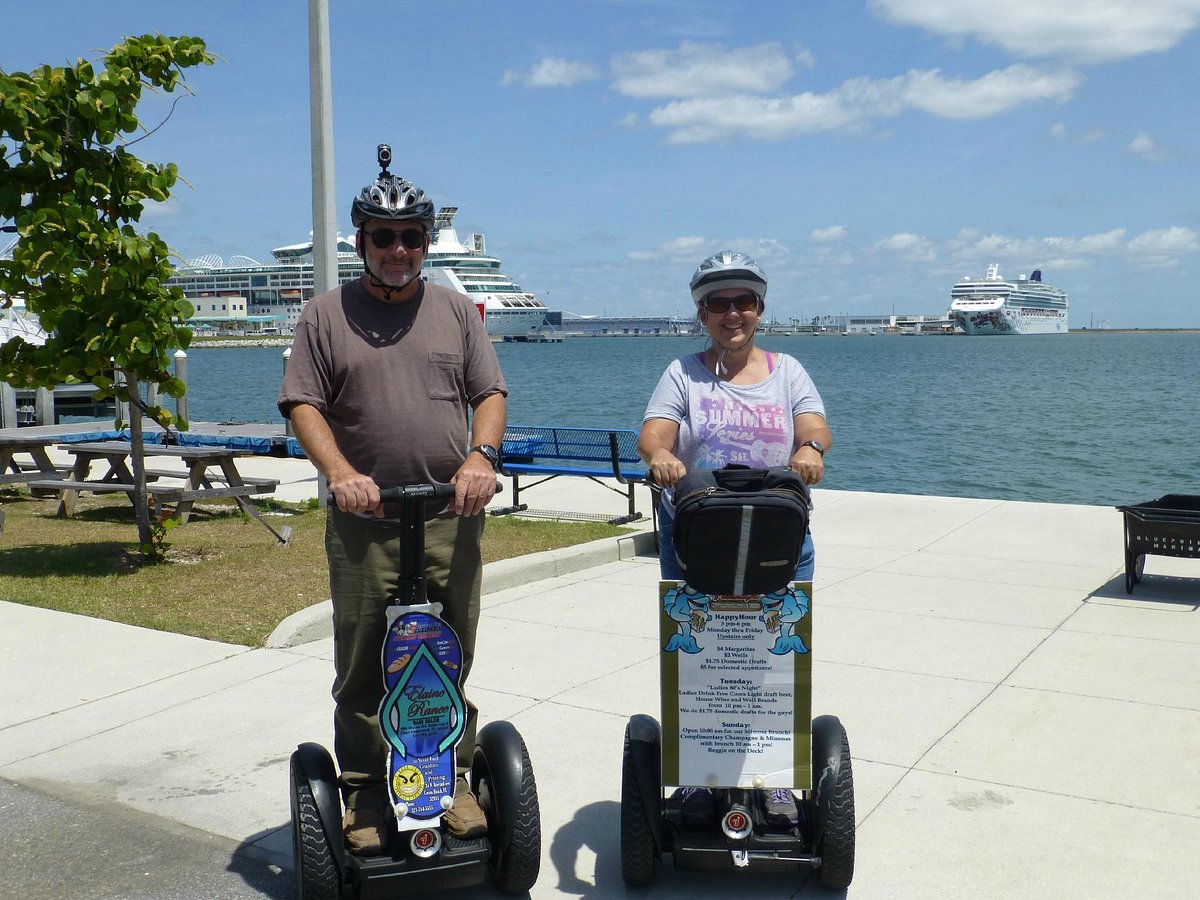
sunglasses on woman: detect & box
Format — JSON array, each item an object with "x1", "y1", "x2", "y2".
[
  {"x1": 364, "y1": 227, "x2": 426, "y2": 251},
  {"x1": 703, "y1": 295, "x2": 760, "y2": 314}
]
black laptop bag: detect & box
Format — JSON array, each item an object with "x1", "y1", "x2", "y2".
[{"x1": 671, "y1": 465, "x2": 811, "y2": 595}]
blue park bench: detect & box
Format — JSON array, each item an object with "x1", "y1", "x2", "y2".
[{"x1": 492, "y1": 425, "x2": 650, "y2": 525}]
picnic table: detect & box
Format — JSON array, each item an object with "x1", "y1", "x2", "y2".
[
  {"x1": 0, "y1": 433, "x2": 67, "y2": 490},
  {"x1": 30, "y1": 441, "x2": 280, "y2": 526}
]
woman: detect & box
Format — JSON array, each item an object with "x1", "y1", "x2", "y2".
[
  {"x1": 638, "y1": 249, "x2": 833, "y2": 827},
  {"x1": 639, "y1": 249, "x2": 832, "y2": 583}
]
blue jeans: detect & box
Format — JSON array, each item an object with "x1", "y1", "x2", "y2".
[{"x1": 657, "y1": 498, "x2": 815, "y2": 583}]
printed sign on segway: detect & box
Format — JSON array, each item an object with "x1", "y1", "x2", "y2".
[{"x1": 381, "y1": 608, "x2": 465, "y2": 828}]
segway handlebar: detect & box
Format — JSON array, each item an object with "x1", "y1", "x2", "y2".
[
  {"x1": 378, "y1": 483, "x2": 457, "y2": 503},
  {"x1": 325, "y1": 481, "x2": 502, "y2": 506}
]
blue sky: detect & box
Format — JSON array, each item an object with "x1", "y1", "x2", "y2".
[{"x1": 3, "y1": 0, "x2": 1199, "y2": 326}]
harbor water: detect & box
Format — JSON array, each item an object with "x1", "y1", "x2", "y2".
[{"x1": 178, "y1": 333, "x2": 1199, "y2": 508}]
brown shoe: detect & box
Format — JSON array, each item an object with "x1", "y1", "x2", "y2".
[
  {"x1": 443, "y1": 789, "x2": 488, "y2": 839},
  {"x1": 343, "y1": 807, "x2": 385, "y2": 855}
]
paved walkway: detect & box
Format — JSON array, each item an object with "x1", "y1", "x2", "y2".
[{"x1": 1, "y1": 455, "x2": 1198, "y2": 898}]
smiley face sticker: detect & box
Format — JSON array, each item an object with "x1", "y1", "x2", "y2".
[{"x1": 392, "y1": 765, "x2": 425, "y2": 801}]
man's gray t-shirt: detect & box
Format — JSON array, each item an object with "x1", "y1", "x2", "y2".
[
  {"x1": 643, "y1": 351, "x2": 825, "y2": 509},
  {"x1": 278, "y1": 279, "x2": 506, "y2": 486}
]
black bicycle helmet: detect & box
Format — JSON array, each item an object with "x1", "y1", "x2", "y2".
[
  {"x1": 350, "y1": 143, "x2": 436, "y2": 230},
  {"x1": 690, "y1": 250, "x2": 768, "y2": 306}
]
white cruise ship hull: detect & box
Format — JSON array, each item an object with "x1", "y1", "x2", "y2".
[{"x1": 952, "y1": 302, "x2": 1068, "y2": 335}]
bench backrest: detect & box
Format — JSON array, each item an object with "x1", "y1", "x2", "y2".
[{"x1": 501, "y1": 426, "x2": 641, "y2": 465}]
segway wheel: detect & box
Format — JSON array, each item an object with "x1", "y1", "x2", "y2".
[
  {"x1": 473, "y1": 722, "x2": 541, "y2": 895},
  {"x1": 289, "y1": 756, "x2": 342, "y2": 900},
  {"x1": 813, "y1": 717, "x2": 856, "y2": 890},
  {"x1": 620, "y1": 721, "x2": 659, "y2": 886}
]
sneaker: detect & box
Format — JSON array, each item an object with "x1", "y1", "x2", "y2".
[
  {"x1": 444, "y1": 787, "x2": 488, "y2": 839},
  {"x1": 343, "y1": 807, "x2": 386, "y2": 855},
  {"x1": 763, "y1": 788, "x2": 799, "y2": 826},
  {"x1": 675, "y1": 787, "x2": 715, "y2": 827}
]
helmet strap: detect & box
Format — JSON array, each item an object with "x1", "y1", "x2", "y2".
[{"x1": 708, "y1": 334, "x2": 754, "y2": 378}]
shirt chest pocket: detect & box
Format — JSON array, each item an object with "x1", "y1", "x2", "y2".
[{"x1": 428, "y1": 351, "x2": 464, "y2": 400}]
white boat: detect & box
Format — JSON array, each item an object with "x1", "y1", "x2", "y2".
[
  {"x1": 950, "y1": 264, "x2": 1068, "y2": 335},
  {"x1": 0, "y1": 295, "x2": 48, "y2": 346},
  {"x1": 166, "y1": 206, "x2": 549, "y2": 337}
]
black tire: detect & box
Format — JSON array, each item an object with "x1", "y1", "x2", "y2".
[
  {"x1": 475, "y1": 731, "x2": 541, "y2": 894},
  {"x1": 815, "y1": 722, "x2": 855, "y2": 890},
  {"x1": 620, "y1": 722, "x2": 658, "y2": 886},
  {"x1": 290, "y1": 760, "x2": 342, "y2": 900},
  {"x1": 1134, "y1": 553, "x2": 1145, "y2": 584}
]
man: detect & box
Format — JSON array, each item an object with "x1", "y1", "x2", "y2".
[{"x1": 278, "y1": 145, "x2": 506, "y2": 854}]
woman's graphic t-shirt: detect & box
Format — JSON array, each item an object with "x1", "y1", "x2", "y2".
[{"x1": 642, "y1": 351, "x2": 826, "y2": 512}]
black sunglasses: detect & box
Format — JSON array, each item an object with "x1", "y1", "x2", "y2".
[
  {"x1": 703, "y1": 295, "x2": 759, "y2": 314},
  {"x1": 364, "y1": 227, "x2": 426, "y2": 251}
]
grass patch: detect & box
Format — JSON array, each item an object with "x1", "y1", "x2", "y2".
[{"x1": 0, "y1": 489, "x2": 628, "y2": 647}]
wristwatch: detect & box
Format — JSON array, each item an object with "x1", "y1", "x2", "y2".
[
  {"x1": 799, "y1": 439, "x2": 826, "y2": 458},
  {"x1": 469, "y1": 443, "x2": 500, "y2": 468}
]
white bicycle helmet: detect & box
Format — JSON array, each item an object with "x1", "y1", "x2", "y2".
[
  {"x1": 350, "y1": 144, "x2": 435, "y2": 230},
  {"x1": 689, "y1": 250, "x2": 767, "y2": 306}
]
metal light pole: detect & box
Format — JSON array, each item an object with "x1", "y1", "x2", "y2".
[
  {"x1": 309, "y1": 0, "x2": 338, "y2": 297},
  {"x1": 308, "y1": 0, "x2": 337, "y2": 504}
]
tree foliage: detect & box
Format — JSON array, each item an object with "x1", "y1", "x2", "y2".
[{"x1": 0, "y1": 34, "x2": 214, "y2": 427}]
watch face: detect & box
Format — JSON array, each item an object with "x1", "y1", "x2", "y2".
[{"x1": 805, "y1": 440, "x2": 825, "y2": 456}]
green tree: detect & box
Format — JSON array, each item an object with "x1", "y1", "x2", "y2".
[{"x1": 0, "y1": 34, "x2": 215, "y2": 554}]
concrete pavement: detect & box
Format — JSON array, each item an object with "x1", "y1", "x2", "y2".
[{"x1": 1, "y1": 454, "x2": 1198, "y2": 898}]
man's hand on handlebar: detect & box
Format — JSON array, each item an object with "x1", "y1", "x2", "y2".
[
  {"x1": 329, "y1": 471, "x2": 383, "y2": 517},
  {"x1": 449, "y1": 454, "x2": 499, "y2": 517}
]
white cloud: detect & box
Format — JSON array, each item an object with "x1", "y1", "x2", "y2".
[
  {"x1": 501, "y1": 57, "x2": 600, "y2": 88},
  {"x1": 628, "y1": 235, "x2": 711, "y2": 262},
  {"x1": 1127, "y1": 226, "x2": 1200, "y2": 265},
  {"x1": 1073, "y1": 229, "x2": 1128, "y2": 253},
  {"x1": 1126, "y1": 133, "x2": 1168, "y2": 161},
  {"x1": 643, "y1": 65, "x2": 1077, "y2": 142},
  {"x1": 876, "y1": 232, "x2": 937, "y2": 260},
  {"x1": 647, "y1": 92, "x2": 861, "y2": 143},
  {"x1": 612, "y1": 42, "x2": 794, "y2": 98},
  {"x1": 899, "y1": 65, "x2": 1082, "y2": 120},
  {"x1": 1050, "y1": 122, "x2": 1108, "y2": 143},
  {"x1": 945, "y1": 226, "x2": 1197, "y2": 270},
  {"x1": 725, "y1": 238, "x2": 790, "y2": 262},
  {"x1": 870, "y1": 0, "x2": 1200, "y2": 64},
  {"x1": 140, "y1": 197, "x2": 185, "y2": 219},
  {"x1": 811, "y1": 226, "x2": 847, "y2": 242}
]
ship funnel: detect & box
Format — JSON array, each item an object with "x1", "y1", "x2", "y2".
[{"x1": 1030, "y1": 269, "x2": 1042, "y2": 282}]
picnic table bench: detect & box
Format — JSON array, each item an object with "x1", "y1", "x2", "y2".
[
  {"x1": 27, "y1": 440, "x2": 290, "y2": 543},
  {"x1": 492, "y1": 425, "x2": 649, "y2": 525},
  {"x1": 0, "y1": 433, "x2": 71, "y2": 492}
]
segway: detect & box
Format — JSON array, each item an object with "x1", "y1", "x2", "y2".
[
  {"x1": 621, "y1": 467, "x2": 855, "y2": 889},
  {"x1": 290, "y1": 483, "x2": 540, "y2": 899}
]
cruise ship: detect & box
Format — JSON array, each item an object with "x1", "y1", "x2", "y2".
[
  {"x1": 167, "y1": 207, "x2": 549, "y2": 337},
  {"x1": 950, "y1": 264, "x2": 1069, "y2": 335}
]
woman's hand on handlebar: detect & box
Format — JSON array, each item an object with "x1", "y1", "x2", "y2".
[
  {"x1": 647, "y1": 450, "x2": 687, "y2": 489},
  {"x1": 449, "y1": 454, "x2": 499, "y2": 517},
  {"x1": 328, "y1": 471, "x2": 383, "y2": 517}
]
